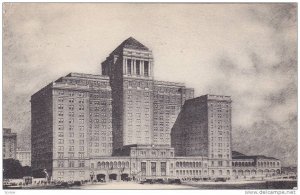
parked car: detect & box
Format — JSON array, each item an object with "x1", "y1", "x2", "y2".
[
  {"x1": 140, "y1": 179, "x2": 154, "y2": 184},
  {"x1": 214, "y1": 178, "x2": 226, "y2": 182},
  {"x1": 168, "y1": 179, "x2": 181, "y2": 184}
]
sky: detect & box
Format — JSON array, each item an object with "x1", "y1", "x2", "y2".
[{"x1": 3, "y1": 3, "x2": 297, "y2": 165}]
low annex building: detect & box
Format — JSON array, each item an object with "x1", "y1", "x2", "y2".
[{"x1": 232, "y1": 151, "x2": 281, "y2": 179}]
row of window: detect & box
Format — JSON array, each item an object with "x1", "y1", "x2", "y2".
[
  {"x1": 58, "y1": 98, "x2": 85, "y2": 103},
  {"x1": 232, "y1": 161, "x2": 280, "y2": 167},
  {"x1": 175, "y1": 161, "x2": 204, "y2": 168},
  {"x1": 57, "y1": 132, "x2": 85, "y2": 138},
  {"x1": 211, "y1": 160, "x2": 231, "y2": 167},
  {"x1": 57, "y1": 104, "x2": 85, "y2": 110},
  {"x1": 176, "y1": 169, "x2": 207, "y2": 176},
  {"x1": 126, "y1": 59, "x2": 149, "y2": 76},
  {"x1": 58, "y1": 146, "x2": 85, "y2": 152},
  {"x1": 63, "y1": 79, "x2": 108, "y2": 88},
  {"x1": 94, "y1": 161, "x2": 130, "y2": 169},
  {"x1": 211, "y1": 169, "x2": 231, "y2": 176},
  {"x1": 57, "y1": 152, "x2": 85, "y2": 159},
  {"x1": 58, "y1": 139, "x2": 84, "y2": 145},
  {"x1": 57, "y1": 90, "x2": 85, "y2": 97},
  {"x1": 153, "y1": 87, "x2": 182, "y2": 94},
  {"x1": 57, "y1": 160, "x2": 85, "y2": 168}
]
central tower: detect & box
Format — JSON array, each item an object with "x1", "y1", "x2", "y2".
[{"x1": 102, "y1": 37, "x2": 154, "y2": 151}]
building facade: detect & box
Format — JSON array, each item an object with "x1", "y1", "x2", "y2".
[
  {"x1": 3, "y1": 128, "x2": 17, "y2": 160},
  {"x1": 16, "y1": 148, "x2": 31, "y2": 166},
  {"x1": 171, "y1": 95, "x2": 233, "y2": 178},
  {"x1": 232, "y1": 151, "x2": 281, "y2": 179},
  {"x1": 31, "y1": 37, "x2": 280, "y2": 181}
]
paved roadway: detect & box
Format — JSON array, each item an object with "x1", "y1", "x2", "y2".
[{"x1": 72, "y1": 181, "x2": 196, "y2": 190}]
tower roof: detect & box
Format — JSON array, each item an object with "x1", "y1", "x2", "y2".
[{"x1": 112, "y1": 37, "x2": 149, "y2": 53}]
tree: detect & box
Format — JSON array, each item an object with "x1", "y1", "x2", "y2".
[
  {"x1": 22, "y1": 166, "x2": 31, "y2": 177},
  {"x1": 3, "y1": 159, "x2": 23, "y2": 179}
]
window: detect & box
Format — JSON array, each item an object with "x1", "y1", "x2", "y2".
[
  {"x1": 58, "y1": 152, "x2": 64, "y2": 159},
  {"x1": 68, "y1": 152, "x2": 74, "y2": 158},
  {"x1": 79, "y1": 152, "x2": 84, "y2": 159},
  {"x1": 58, "y1": 104, "x2": 64, "y2": 109},
  {"x1": 79, "y1": 146, "x2": 84, "y2": 151},
  {"x1": 151, "y1": 162, "x2": 156, "y2": 176},
  {"x1": 58, "y1": 161, "x2": 64, "y2": 167},
  {"x1": 79, "y1": 161, "x2": 85, "y2": 167},
  {"x1": 68, "y1": 161, "x2": 75, "y2": 167},
  {"x1": 58, "y1": 139, "x2": 64, "y2": 144},
  {"x1": 136, "y1": 60, "x2": 140, "y2": 75},
  {"x1": 219, "y1": 170, "x2": 222, "y2": 175},
  {"x1": 127, "y1": 59, "x2": 132, "y2": 74},
  {"x1": 144, "y1": 61, "x2": 149, "y2": 76},
  {"x1": 141, "y1": 162, "x2": 146, "y2": 176},
  {"x1": 69, "y1": 146, "x2": 74, "y2": 151},
  {"x1": 161, "y1": 162, "x2": 166, "y2": 176}
]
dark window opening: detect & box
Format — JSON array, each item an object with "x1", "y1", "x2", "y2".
[
  {"x1": 141, "y1": 162, "x2": 146, "y2": 176},
  {"x1": 151, "y1": 162, "x2": 156, "y2": 176},
  {"x1": 144, "y1": 61, "x2": 149, "y2": 76},
  {"x1": 136, "y1": 60, "x2": 140, "y2": 75},
  {"x1": 127, "y1": 59, "x2": 132, "y2": 74}
]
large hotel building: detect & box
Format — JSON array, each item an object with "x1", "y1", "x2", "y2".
[{"x1": 31, "y1": 37, "x2": 281, "y2": 181}]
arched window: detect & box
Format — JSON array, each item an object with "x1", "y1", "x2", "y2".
[
  {"x1": 118, "y1": 161, "x2": 121, "y2": 168},
  {"x1": 126, "y1": 162, "x2": 129, "y2": 168},
  {"x1": 97, "y1": 162, "x2": 101, "y2": 168},
  {"x1": 106, "y1": 162, "x2": 109, "y2": 168},
  {"x1": 114, "y1": 161, "x2": 117, "y2": 168}
]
